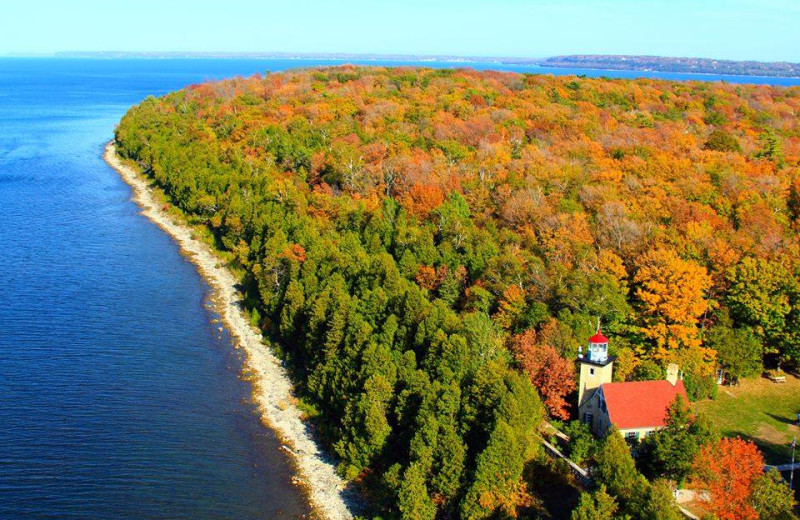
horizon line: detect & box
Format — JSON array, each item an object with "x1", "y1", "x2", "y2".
[{"x1": 3, "y1": 50, "x2": 800, "y2": 66}]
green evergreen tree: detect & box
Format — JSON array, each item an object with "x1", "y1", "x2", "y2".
[
  {"x1": 638, "y1": 396, "x2": 716, "y2": 483},
  {"x1": 595, "y1": 427, "x2": 646, "y2": 503},
  {"x1": 571, "y1": 485, "x2": 618, "y2": 520},
  {"x1": 629, "y1": 479, "x2": 682, "y2": 520},
  {"x1": 398, "y1": 463, "x2": 437, "y2": 520}
]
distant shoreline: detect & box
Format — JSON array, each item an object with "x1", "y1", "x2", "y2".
[
  {"x1": 5, "y1": 51, "x2": 799, "y2": 82},
  {"x1": 103, "y1": 142, "x2": 358, "y2": 520},
  {"x1": 539, "y1": 54, "x2": 800, "y2": 79}
]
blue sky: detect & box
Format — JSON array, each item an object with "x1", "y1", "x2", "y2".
[{"x1": 2, "y1": 0, "x2": 799, "y2": 61}]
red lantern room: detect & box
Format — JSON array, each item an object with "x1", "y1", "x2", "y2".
[{"x1": 587, "y1": 329, "x2": 609, "y2": 363}]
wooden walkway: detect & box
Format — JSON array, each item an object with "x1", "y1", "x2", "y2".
[{"x1": 539, "y1": 437, "x2": 591, "y2": 486}]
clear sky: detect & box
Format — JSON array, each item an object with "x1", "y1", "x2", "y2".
[{"x1": 2, "y1": 0, "x2": 799, "y2": 61}]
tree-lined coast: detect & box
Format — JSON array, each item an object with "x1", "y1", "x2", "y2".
[
  {"x1": 104, "y1": 143, "x2": 357, "y2": 520},
  {"x1": 111, "y1": 66, "x2": 800, "y2": 519}
]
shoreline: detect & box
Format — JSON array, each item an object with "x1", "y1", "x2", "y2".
[{"x1": 103, "y1": 142, "x2": 356, "y2": 520}]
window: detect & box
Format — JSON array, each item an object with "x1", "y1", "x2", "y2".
[
  {"x1": 583, "y1": 412, "x2": 593, "y2": 426},
  {"x1": 589, "y1": 368, "x2": 595, "y2": 375},
  {"x1": 625, "y1": 431, "x2": 637, "y2": 441}
]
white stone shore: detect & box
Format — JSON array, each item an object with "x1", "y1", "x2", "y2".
[{"x1": 104, "y1": 142, "x2": 356, "y2": 520}]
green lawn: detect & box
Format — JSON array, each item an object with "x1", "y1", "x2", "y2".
[{"x1": 694, "y1": 374, "x2": 800, "y2": 465}]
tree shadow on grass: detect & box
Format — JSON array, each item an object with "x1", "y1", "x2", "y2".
[
  {"x1": 729, "y1": 431, "x2": 793, "y2": 466},
  {"x1": 766, "y1": 412, "x2": 799, "y2": 426}
]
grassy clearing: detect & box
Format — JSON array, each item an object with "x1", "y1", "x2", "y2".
[{"x1": 694, "y1": 374, "x2": 800, "y2": 465}]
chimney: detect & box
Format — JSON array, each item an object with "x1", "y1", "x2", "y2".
[{"x1": 666, "y1": 363, "x2": 680, "y2": 386}]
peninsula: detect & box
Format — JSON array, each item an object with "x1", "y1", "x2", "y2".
[{"x1": 111, "y1": 67, "x2": 800, "y2": 520}]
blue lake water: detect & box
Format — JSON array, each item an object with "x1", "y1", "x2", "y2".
[
  {"x1": 0, "y1": 57, "x2": 797, "y2": 520},
  {"x1": 0, "y1": 59, "x2": 315, "y2": 520}
]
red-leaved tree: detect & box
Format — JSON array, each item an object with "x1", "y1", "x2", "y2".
[
  {"x1": 691, "y1": 437, "x2": 764, "y2": 520},
  {"x1": 511, "y1": 330, "x2": 576, "y2": 419}
]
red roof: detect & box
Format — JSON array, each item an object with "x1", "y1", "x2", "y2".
[
  {"x1": 601, "y1": 380, "x2": 688, "y2": 429},
  {"x1": 589, "y1": 331, "x2": 609, "y2": 343}
]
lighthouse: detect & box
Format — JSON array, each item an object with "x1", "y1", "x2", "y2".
[
  {"x1": 577, "y1": 329, "x2": 615, "y2": 407},
  {"x1": 576, "y1": 329, "x2": 687, "y2": 439}
]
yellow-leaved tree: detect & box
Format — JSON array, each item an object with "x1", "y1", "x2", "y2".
[{"x1": 634, "y1": 248, "x2": 714, "y2": 372}]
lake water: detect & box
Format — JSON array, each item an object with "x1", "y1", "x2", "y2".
[
  {"x1": 0, "y1": 59, "x2": 316, "y2": 520},
  {"x1": 0, "y1": 58, "x2": 797, "y2": 520}
]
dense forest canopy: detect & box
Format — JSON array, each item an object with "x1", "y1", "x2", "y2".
[{"x1": 115, "y1": 66, "x2": 800, "y2": 519}]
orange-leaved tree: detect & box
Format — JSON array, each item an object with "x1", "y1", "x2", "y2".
[
  {"x1": 511, "y1": 329, "x2": 576, "y2": 420},
  {"x1": 691, "y1": 437, "x2": 764, "y2": 520}
]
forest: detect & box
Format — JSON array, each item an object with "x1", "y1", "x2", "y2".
[{"x1": 114, "y1": 67, "x2": 800, "y2": 519}]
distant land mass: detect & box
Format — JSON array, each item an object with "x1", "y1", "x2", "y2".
[
  {"x1": 539, "y1": 54, "x2": 800, "y2": 78},
  {"x1": 50, "y1": 51, "x2": 800, "y2": 78}
]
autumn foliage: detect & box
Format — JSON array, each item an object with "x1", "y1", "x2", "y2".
[
  {"x1": 115, "y1": 66, "x2": 800, "y2": 519},
  {"x1": 691, "y1": 437, "x2": 764, "y2": 520},
  {"x1": 634, "y1": 248, "x2": 714, "y2": 370},
  {"x1": 279, "y1": 243, "x2": 307, "y2": 263},
  {"x1": 118, "y1": 68, "x2": 800, "y2": 379},
  {"x1": 512, "y1": 329, "x2": 576, "y2": 419}
]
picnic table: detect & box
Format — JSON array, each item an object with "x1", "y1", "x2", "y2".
[{"x1": 769, "y1": 374, "x2": 786, "y2": 383}]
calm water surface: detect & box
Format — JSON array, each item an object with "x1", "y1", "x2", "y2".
[
  {"x1": 0, "y1": 59, "x2": 316, "y2": 520},
  {"x1": 0, "y1": 58, "x2": 797, "y2": 520}
]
